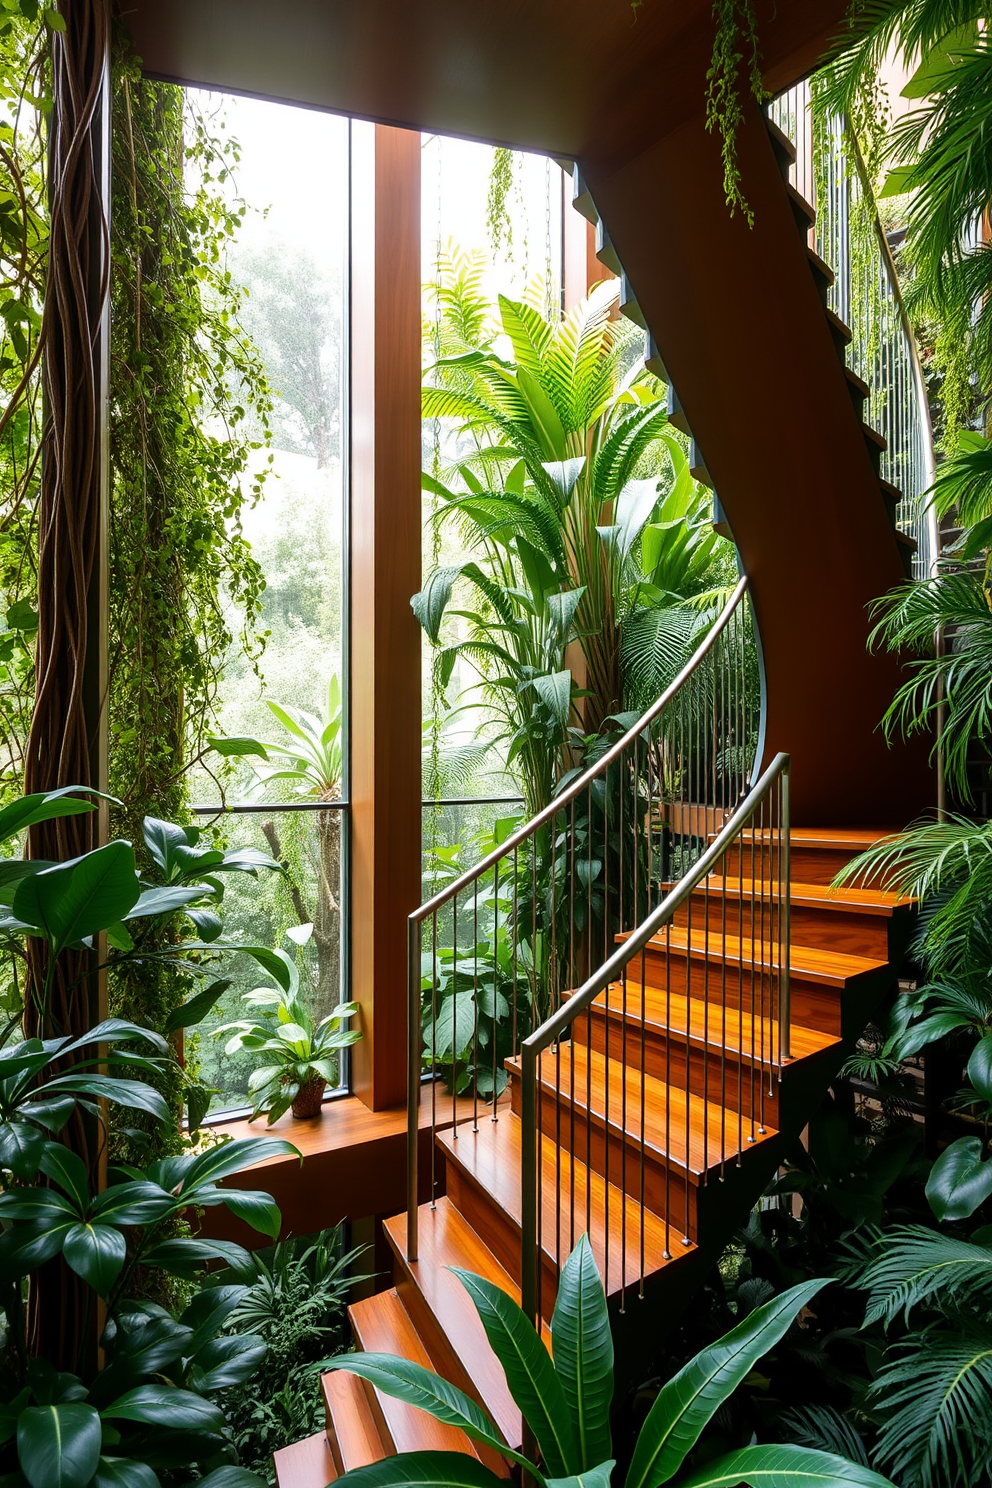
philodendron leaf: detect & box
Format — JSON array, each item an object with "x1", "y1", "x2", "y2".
[
  {"x1": 322, "y1": 1356, "x2": 537, "y2": 1477},
  {"x1": 926, "y1": 1136, "x2": 992, "y2": 1221},
  {"x1": 625, "y1": 1278, "x2": 829, "y2": 1488},
  {"x1": 62, "y1": 1222, "x2": 127, "y2": 1295},
  {"x1": 92, "y1": 1458, "x2": 162, "y2": 1488},
  {"x1": 164, "y1": 979, "x2": 231, "y2": 1034},
  {"x1": 17, "y1": 1402, "x2": 102, "y2": 1488},
  {"x1": 333, "y1": 1451, "x2": 509, "y2": 1488},
  {"x1": 676, "y1": 1443, "x2": 897, "y2": 1488},
  {"x1": 551, "y1": 1233, "x2": 613, "y2": 1469},
  {"x1": 0, "y1": 789, "x2": 102, "y2": 847},
  {"x1": 967, "y1": 1033, "x2": 992, "y2": 1105},
  {"x1": 453, "y1": 1268, "x2": 579, "y2": 1478},
  {"x1": 13, "y1": 840, "x2": 140, "y2": 953}
]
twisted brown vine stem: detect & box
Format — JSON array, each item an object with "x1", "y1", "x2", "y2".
[{"x1": 22, "y1": 0, "x2": 110, "y2": 1370}]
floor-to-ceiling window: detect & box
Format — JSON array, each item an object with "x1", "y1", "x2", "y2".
[{"x1": 184, "y1": 94, "x2": 350, "y2": 1117}]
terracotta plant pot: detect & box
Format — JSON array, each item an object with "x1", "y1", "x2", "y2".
[{"x1": 291, "y1": 1076, "x2": 327, "y2": 1119}]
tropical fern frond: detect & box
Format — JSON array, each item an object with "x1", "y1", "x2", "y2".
[
  {"x1": 870, "y1": 1321, "x2": 992, "y2": 1488},
  {"x1": 842, "y1": 1223, "x2": 992, "y2": 1325},
  {"x1": 778, "y1": 1404, "x2": 871, "y2": 1466}
]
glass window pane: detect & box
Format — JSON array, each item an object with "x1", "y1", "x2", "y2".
[
  {"x1": 184, "y1": 93, "x2": 348, "y2": 807},
  {"x1": 194, "y1": 809, "x2": 346, "y2": 1118}
]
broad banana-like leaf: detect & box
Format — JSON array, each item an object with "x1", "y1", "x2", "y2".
[
  {"x1": 545, "y1": 1463, "x2": 615, "y2": 1488},
  {"x1": 625, "y1": 1278, "x2": 829, "y2": 1488},
  {"x1": 322, "y1": 1355, "x2": 537, "y2": 1477},
  {"x1": 551, "y1": 1234, "x2": 614, "y2": 1470},
  {"x1": 335, "y1": 1451, "x2": 509, "y2": 1488},
  {"x1": 453, "y1": 1268, "x2": 580, "y2": 1478},
  {"x1": 677, "y1": 1443, "x2": 896, "y2": 1488}
]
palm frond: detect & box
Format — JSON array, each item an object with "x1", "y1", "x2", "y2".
[
  {"x1": 870, "y1": 1320, "x2": 992, "y2": 1488},
  {"x1": 841, "y1": 1223, "x2": 992, "y2": 1325},
  {"x1": 777, "y1": 1404, "x2": 871, "y2": 1467}
]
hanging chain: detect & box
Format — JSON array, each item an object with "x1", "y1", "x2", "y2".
[{"x1": 545, "y1": 154, "x2": 555, "y2": 321}]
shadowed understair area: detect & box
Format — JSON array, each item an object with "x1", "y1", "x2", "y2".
[{"x1": 275, "y1": 828, "x2": 915, "y2": 1486}]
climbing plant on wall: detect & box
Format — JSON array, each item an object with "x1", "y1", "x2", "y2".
[
  {"x1": 0, "y1": 7, "x2": 51, "y2": 805},
  {"x1": 107, "y1": 38, "x2": 273, "y2": 1125}
]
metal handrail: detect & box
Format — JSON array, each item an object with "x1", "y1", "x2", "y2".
[
  {"x1": 412, "y1": 576, "x2": 749, "y2": 924},
  {"x1": 518, "y1": 750, "x2": 791, "y2": 1324}
]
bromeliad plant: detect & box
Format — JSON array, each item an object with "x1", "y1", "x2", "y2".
[
  {"x1": 0, "y1": 787, "x2": 304, "y2": 1488},
  {"x1": 215, "y1": 925, "x2": 360, "y2": 1122},
  {"x1": 324, "y1": 1234, "x2": 897, "y2": 1488}
]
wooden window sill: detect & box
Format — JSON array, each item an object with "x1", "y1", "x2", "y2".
[{"x1": 198, "y1": 1087, "x2": 456, "y2": 1247}]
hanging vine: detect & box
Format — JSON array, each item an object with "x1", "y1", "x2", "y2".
[
  {"x1": 107, "y1": 37, "x2": 273, "y2": 1134},
  {"x1": 705, "y1": 0, "x2": 764, "y2": 226},
  {"x1": 486, "y1": 145, "x2": 515, "y2": 258},
  {"x1": 0, "y1": 8, "x2": 51, "y2": 807}
]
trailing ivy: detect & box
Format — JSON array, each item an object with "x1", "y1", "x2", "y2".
[
  {"x1": 0, "y1": 7, "x2": 50, "y2": 806},
  {"x1": 108, "y1": 37, "x2": 274, "y2": 1138},
  {"x1": 485, "y1": 145, "x2": 515, "y2": 258},
  {"x1": 705, "y1": 0, "x2": 764, "y2": 226}
]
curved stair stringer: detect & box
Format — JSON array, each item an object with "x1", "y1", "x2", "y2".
[
  {"x1": 578, "y1": 98, "x2": 932, "y2": 828},
  {"x1": 274, "y1": 832, "x2": 916, "y2": 1487}
]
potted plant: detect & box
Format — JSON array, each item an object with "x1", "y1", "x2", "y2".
[{"x1": 216, "y1": 926, "x2": 361, "y2": 1122}]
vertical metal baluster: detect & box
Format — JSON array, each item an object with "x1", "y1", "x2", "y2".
[
  {"x1": 632, "y1": 734, "x2": 640, "y2": 923},
  {"x1": 512, "y1": 846, "x2": 519, "y2": 1057},
  {"x1": 452, "y1": 895, "x2": 458, "y2": 1139},
  {"x1": 737, "y1": 833, "x2": 744, "y2": 1165},
  {"x1": 639, "y1": 941, "x2": 647, "y2": 1295},
  {"x1": 536, "y1": 1054, "x2": 543, "y2": 1324},
  {"x1": 664, "y1": 917, "x2": 672, "y2": 1258},
  {"x1": 781, "y1": 766, "x2": 792, "y2": 1064},
  {"x1": 492, "y1": 860, "x2": 499, "y2": 1122},
  {"x1": 621, "y1": 954, "x2": 628, "y2": 1310},
  {"x1": 473, "y1": 880, "x2": 480, "y2": 1134},
  {"x1": 431, "y1": 909, "x2": 438, "y2": 1206},
  {"x1": 748, "y1": 815, "x2": 757, "y2": 1145},
  {"x1": 720, "y1": 838, "x2": 728, "y2": 1180},
  {"x1": 408, "y1": 916, "x2": 421, "y2": 1259},
  {"x1": 684, "y1": 883, "x2": 692, "y2": 1247},
  {"x1": 569, "y1": 796, "x2": 577, "y2": 992},
  {"x1": 757, "y1": 795, "x2": 765, "y2": 1135}
]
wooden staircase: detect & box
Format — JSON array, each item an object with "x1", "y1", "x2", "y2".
[{"x1": 274, "y1": 828, "x2": 914, "y2": 1486}]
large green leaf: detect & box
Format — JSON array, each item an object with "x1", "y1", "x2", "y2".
[
  {"x1": 551, "y1": 1235, "x2": 613, "y2": 1470},
  {"x1": 102, "y1": 1384, "x2": 225, "y2": 1431},
  {"x1": 46, "y1": 1073, "x2": 169, "y2": 1123},
  {"x1": 967, "y1": 1033, "x2": 992, "y2": 1104},
  {"x1": 13, "y1": 841, "x2": 139, "y2": 953},
  {"x1": 0, "y1": 789, "x2": 100, "y2": 847},
  {"x1": 62, "y1": 1222, "x2": 127, "y2": 1294},
  {"x1": 17, "y1": 1403, "x2": 102, "y2": 1488},
  {"x1": 164, "y1": 979, "x2": 231, "y2": 1034},
  {"x1": 323, "y1": 1356, "x2": 536, "y2": 1476},
  {"x1": 453, "y1": 1268, "x2": 579, "y2": 1478},
  {"x1": 677, "y1": 1444, "x2": 896, "y2": 1488},
  {"x1": 204, "y1": 1186, "x2": 282, "y2": 1239},
  {"x1": 92, "y1": 1458, "x2": 162, "y2": 1488},
  {"x1": 181, "y1": 1135, "x2": 298, "y2": 1192},
  {"x1": 545, "y1": 1466, "x2": 614, "y2": 1488},
  {"x1": 926, "y1": 1136, "x2": 992, "y2": 1221},
  {"x1": 187, "y1": 1333, "x2": 266, "y2": 1392},
  {"x1": 141, "y1": 1237, "x2": 253, "y2": 1278},
  {"x1": 625, "y1": 1279, "x2": 829, "y2": 1488},
  {"x1": 334, "y1": 1451, "x2": 508, "y2": 1488},
  {"x1": 0, "y1": 1120, "x2": 48, "y2": 1178},
  {"x1": 197, "y1": 1469, "x2": 271, "y2": 1488}
]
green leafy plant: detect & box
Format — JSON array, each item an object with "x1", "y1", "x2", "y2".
[
  {"x1": 323, "y1": 1235, "x2": 896, "y2": 1488},
  {"x1": 211, "y1": 679, "x2": 344, "y2": 1016},
  {"x1": 215, "y1": 926, "x2": 360, "y2": 1122},
  {"x1": 0, "y1": 789, "x2": 301, "y2": 1487},
  {"x1": 221, "y1": 1225, "x2": 374, "y2": 1481},
  {"x1": 841, "y1": 1224, "x2": 992, "y2": 1488}
]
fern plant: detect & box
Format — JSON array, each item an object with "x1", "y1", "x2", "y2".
[{"x1": 841, "y1": 1225, "x2": 992, "y2": 1488}]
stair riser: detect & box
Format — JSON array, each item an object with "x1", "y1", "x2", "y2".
[
  {"x1": 715, "y1": 843, "x2": 865, "y2": 884},
  {"x1": 669, "y1": 892, "x2": 892, "y2": 958},
  {"x1": 577, "y1": 1007, "x2": 780, "y2": 1125},
  {"x1": 637, "y1": 945, "x2": 842, "y2": 1037},
  {"x1": 444, "y1": 1155, "x2": 561, "y2": 1318},
  {"x1": 507, "y1": 1073, "x2": 699, "y2": 1240}
]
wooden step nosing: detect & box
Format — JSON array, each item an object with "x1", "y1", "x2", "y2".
[
  {"x1": 626, "y1": 928, "x2": 886, "y2": 987},
  {"x1": 585, "y1": 989, "x2": 839, "y2": 1066}
]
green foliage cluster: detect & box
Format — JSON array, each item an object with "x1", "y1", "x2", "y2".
[
  {"x1": 0, "y1": 787, "x2": 304, "y2": 1488},
  {"x1": 217, "y1": 1226, "x2": 372, "y2": 1482},
  {"x1": 704, "y1": 0, "x2": 764, "y2": 226},
  {"x1": 0, "y1": 7, "x2": 49, "y2": 801},
  {"x1": 325, "y1": 1235, "x2": 895, "y2": 1488}
]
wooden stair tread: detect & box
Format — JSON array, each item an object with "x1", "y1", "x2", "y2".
[
  {"x1": 670, "y1": 875, "x2": 912, "y2": 915},
  {"x1": 709, "y1": 825, "x2": 898, "y2": 849},
  {"x1": 806, "y1": 245, "x2": 834, "y2": 284},
  {"x1": 438, "y1": 1110, "x2": 688, "y2": 1288},
  {"x1": 862, "y1": 421, "x2": 887, "y2": 451},
  {"x1": 590, "y1": 981, "x2": 839, "y2": 1064},
  {"x1": 786, "y1": 182, "x2": 815, "y2": 226},
  {"x1": 384, "y1": 1198, "x2": 532, "y2": 1448},
  {"x1": 623, "y1": 923, "x2": 886, "y2": 986},
  {"x1": 508, "y1": 1042, "x2": 777, "y2": 1179},
  {"x1": 323, "y1": 1369, "x2": 388, "y2": 1474},
  {"x1": 825, "y1": 307, "x2": 852, "y2": 343},
  {"x1": 273, "y1": 1431, "x2": 337, "y2": 1488},
  {"x1": 765, "y1": 116, "x2": 797, "y2": 163},
  {"x1": 348, "y1": 1288, "x2": 490, "y2": 1463}
]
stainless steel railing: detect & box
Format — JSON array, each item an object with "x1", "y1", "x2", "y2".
[
  {"x1": 406, "y1": 577, "x2": 761, "y2": 1259},
  {"x1": 767, "y1": 82, "x2": 939, "y2": 579},
  {"x1": 519, "y1": 751, "x2": 790, "y2": 1322}
]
